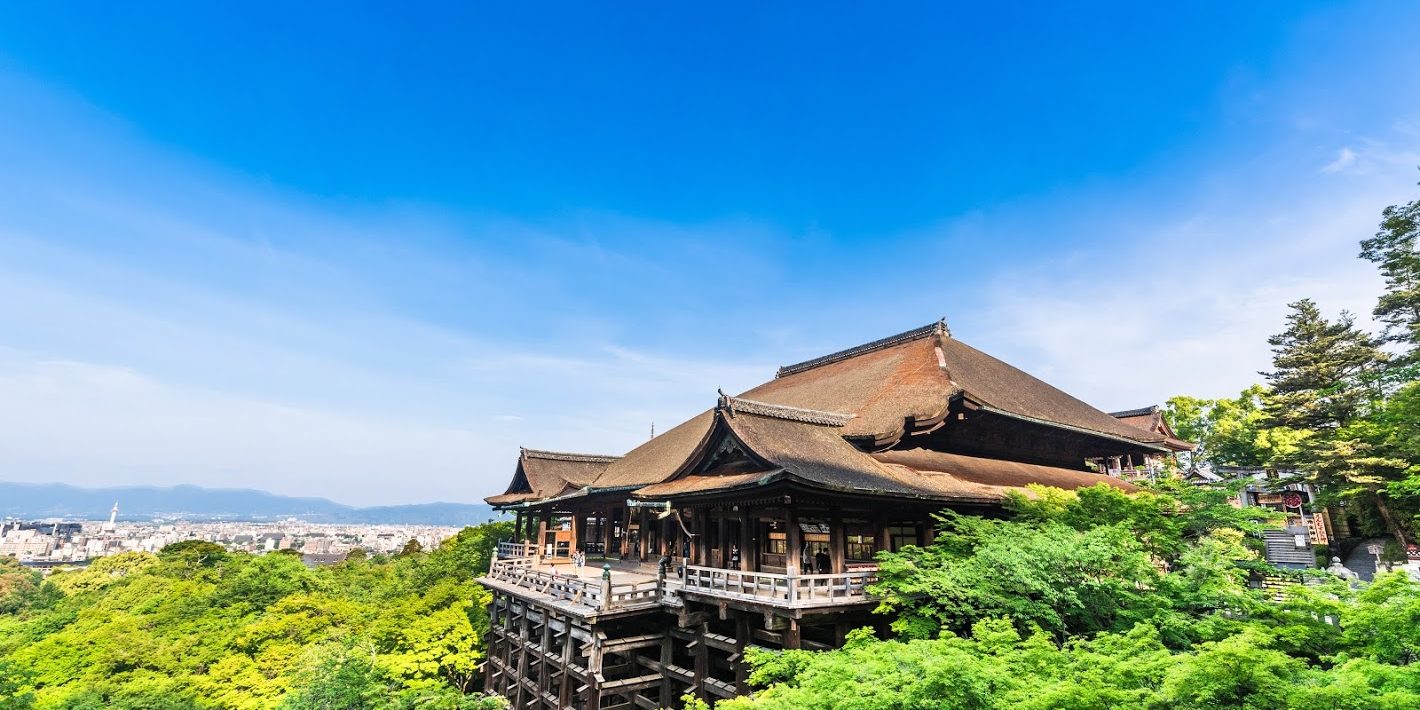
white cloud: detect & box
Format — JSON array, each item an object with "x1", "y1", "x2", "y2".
[{"x1": 1321, "y1": 147, "x2": 1358, "y2": 173}]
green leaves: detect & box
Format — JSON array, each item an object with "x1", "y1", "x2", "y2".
[{"x1": 0, "y1": 524, "x2": 511, "y2": 709}]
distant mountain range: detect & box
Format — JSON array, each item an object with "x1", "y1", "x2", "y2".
[{"x1": 0, "y1": 482, "x2": 501, "y2": 526}]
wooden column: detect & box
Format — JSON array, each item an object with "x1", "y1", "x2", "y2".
[
  {"x1": 619, "y1": 506, "x2": 631, "y2": 558},
  {"x1": 573, "y1": 506, "x2": 586, "y2": 554},
  {"x1": 876, "y1": 517, "x2": 891, "y2": 557},
  {"x1": 829, "y1": 513, "x2": 845, "y2": 574},
  {"x1": 639, "y1": 508, "x2": 650, "y2": 562},
  {"x1": 734, "y1": 612, "x2": 751, "y2": 689},
  {"x1": 557, "y1": 618, "x2": 575, "y2": 707},
  {"x1": 784, "y1": 618, "x2": 802, "y2": 650},
  {"x1": 537, "y1": 517, "x2": 549, "y2": 560},
  {"x1": 717, "y1": 512, "x2": 728, "y2": 568},
  {"x1": 785, "y1": 507, "x2": 801, "y2": 576},
  {"x1": 739, "y1": 508, "x2": 753, "y2": 572},
  {"x1": 694, "y1": 508, "x2": 709, "y2": 566},
  {"x1": 513, "y1": 510, "x2": 523, "y2": 542},
  {"x1": 658, "y1": 632, "x2": 674, "y2": 707},
  {"x1": 600, "y1": 507, "x2": 613, "y2": 559},
  {"x1": 693, "y1": 622, "x2": 710, "y2": 700}
]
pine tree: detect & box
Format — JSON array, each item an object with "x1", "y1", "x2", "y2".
[
  {"x1": 1261, "y1": 299, "x2": 1385, "y2": 431},
  {"x1": 1360, "y1": 183, "x2": 1420, "y2": 366},
  {"x1": 1261, "y1": 300, "x2": 1409, "y2": 543}
]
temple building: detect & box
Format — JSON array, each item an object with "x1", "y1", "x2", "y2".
[
  {"x1": 479, "y1": 321, "x2": 1180, "y2": 709},
  {"x1": 1101, "y1": 405, "x2": 1195, "y2": 479}
]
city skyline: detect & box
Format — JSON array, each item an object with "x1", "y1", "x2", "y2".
[{"x1": 2, "y1": 3, "x2": 1420, "y2": 505}]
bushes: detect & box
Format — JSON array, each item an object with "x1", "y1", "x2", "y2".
[{"x1": 724, "y1": 484, "x2": 1420, "y2": 709}]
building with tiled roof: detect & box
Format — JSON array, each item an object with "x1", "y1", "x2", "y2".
[{"x1": 480, "y1": 321, "x2": 1190, "y2": 709}]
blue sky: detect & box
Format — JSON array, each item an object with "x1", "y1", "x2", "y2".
[{"x1": 1, "y1": 3, "x2": 1418, "y2": 505}]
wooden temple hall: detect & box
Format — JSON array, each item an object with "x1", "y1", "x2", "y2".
[{"x1": 479, "y1": 321, "x2": 1176, "y2": 709}]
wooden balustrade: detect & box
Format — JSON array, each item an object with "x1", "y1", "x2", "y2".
[
  {"x1": 486, "y1": 557, "x2": 662, "y2": 611},
  {"x1": 496, "y1": 541, "x2": 536, "y2": 559},
  {"x1": 680, "y1": 565, "x2": 878, "y2": 608},
  {"x1": 487, "y1": 557, "x2": 875, "y2": 611}
]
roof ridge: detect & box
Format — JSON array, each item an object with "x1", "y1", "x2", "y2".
[
  {"x1": 1108, "y1": 406, "x2": 1159, "y2": 418},
  {"x1": 718, "y1": 395, "x2": 855, "y2": 426},
  {"x1": 520, "y1": 448, "x2": 622, "y2": 463},
  {"x1": 775, "y1": 319, "x2": 950, "y2": 379}
]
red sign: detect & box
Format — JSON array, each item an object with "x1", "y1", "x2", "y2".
[{"x1": 1282, "y1": 492, "x2": 1304, "y2": 509}]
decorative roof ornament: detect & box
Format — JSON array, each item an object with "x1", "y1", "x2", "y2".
[
  {"x1": 720, "y1": 396, "x2": 854, "y2": 426},
  {"x1": 717, "y1": 388, "x2": 736, "y2": 417}
]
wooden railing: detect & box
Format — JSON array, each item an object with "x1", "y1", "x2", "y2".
[
  {"x1": 680, "y1": 565, "x2": 879, "y2": 608},
  {"x1": 496, "y1": 541, "x2": 536, "y2": 559},
  {"x1": 485, "y1": 557, "x2": 662, "y2": 611}
]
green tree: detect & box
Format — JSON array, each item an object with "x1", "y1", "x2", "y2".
[
  {"x1": 0, "y1": 559, "x2": 43, "y2": 615},
  {"x1": 1360, "y1": 181, "x2": 1420, "y2": 366},
  {"x1": 1165, "y1": 386, "x2": 1307, "y2": 471},
  {"x1": 0, "y1": 659, "x2": 35, "y2": 710},
  {"x1": 1262, "y1": 299, "x2": 1385, "y2": 432},
  {"x1": 1260, "y1": 299, "x2": 1408, "y2": 541}
]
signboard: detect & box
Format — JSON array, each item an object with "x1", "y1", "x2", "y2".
[
  {"x1": 1282, "y1": 492, "x2": 1304, "y2": 509},
  {"x1": 1308, "y1": 514, "x2": 1329, "y2": 545}
]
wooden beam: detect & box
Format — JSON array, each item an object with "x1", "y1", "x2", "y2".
[
  {"x1": 600, "y1": 673, "x2": 664, "y2": 693},
  {"x1": 601, "y1": 633, "x2": 665, "y2": 654}
]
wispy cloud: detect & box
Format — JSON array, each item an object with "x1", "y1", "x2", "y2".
[{"x1": 1321, "y1": 147, "x2": 1358, "y2": 173}]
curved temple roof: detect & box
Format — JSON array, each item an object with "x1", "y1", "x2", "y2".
[
  {"x1": 485, "y1": 448, "x2": 620, "y2": 507},
  {"x1": 491, "y1": 322, "x2": 1173, "y2": 506}
]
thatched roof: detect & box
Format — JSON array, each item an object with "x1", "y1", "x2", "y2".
[
  {"x1": 484, "y1": 448, "x2": 619, "y2": 507},
  {"x1": 497, "y1": 322, "x2": 1168, "y2": 505},
  {"x1": 1110, "y1": 405, "x2": 1195, "y2": 452}
]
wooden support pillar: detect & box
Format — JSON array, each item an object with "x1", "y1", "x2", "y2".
[
  {"x1": 693, "y1": 622, "x2": 710, "y2": 700},
  {"x1": 784, "y1": 618, "x2": 802, "y2": 650},
  {"x1": 600, "y1": 507, "x2": 613, "y2": 559},
  {"x1": 785, "y1": 506, "x2": 801, "y2": 576},
  {"x1": 734, "y1": 612, "x2": 751, "y2": 689},
  {"x1": 557, "y1": 619, "x2": 575, "y2": 707},
  {"x1": 514, "y1": 602, "x2": 531, "y2": 709},
  {"x1": 717, "y1": 511, "x2": 728, "y2": 568},
  {"x1": 619, "y1": 505, "x2": 631, "y2": 558},
  {"x1": 536, "y1": 517, "x2": 549, "y2": 560},
  {"x1": 876, "y1": 517, "x2": 891, "y2": 557},
  {"x1": 639, "y1": 507, "x2": 650, "y2": 562},
  {"x1": 829, "y1": 513, "x2": 845, "y2": 574},
  {"x1": 584, "y1": 633, "x2": 604, "y2": 709},
  {"x1": 694, "y1": 508, "x2": 709, "y2": 566},
  {"x1": 538, "y1": 612, "x2": 552, "y2": 699},
  {"x1": 573, "y1": 506, "x2": 586, "y2": 554},
  {"x1": 739, "y1": 508, "x2": 753, "y2": 572},
  {"x1": 513, "y1": 510, "x2": 523, "y2": 542},
  {"x1": 659, "y1": 631, "x2": 674, "y2": 707},
  {"x1": 483, "y1": 597, "x2": 499, "y2": 690}
]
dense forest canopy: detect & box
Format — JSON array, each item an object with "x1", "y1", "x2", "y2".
[{"x1": 0, "y1": 524, "x2": 512, "y2": 709}]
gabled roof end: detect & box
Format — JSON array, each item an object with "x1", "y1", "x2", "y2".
[{"x1": 775, "y1": 319, "x2": 949, "y2": 379}]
